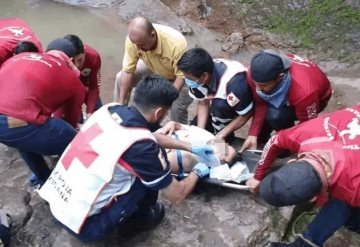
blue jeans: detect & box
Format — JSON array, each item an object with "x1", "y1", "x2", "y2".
[
  {"x1": 0, "y1": 114, "x2": 76, "y2": 183},
  {"x1": 63, "y1": 179, "x2": 158, "y2": 242},
  {"x1": 303, "y1": 199, "x2": 360, "y2": 246}
]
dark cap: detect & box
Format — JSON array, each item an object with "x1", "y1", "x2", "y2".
[
  {"x1": 250, "y1": 49, "x2": 292, "y2": 83},
  {"x1": 46, "y1": 38, "x2": 76, "y2": 58},
  {"x1": 259, "y1": 160, "x2": 322, "y2": 207}
]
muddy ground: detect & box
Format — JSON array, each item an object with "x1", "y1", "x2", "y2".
[{"x1": 1, "y1": 0, "x2": 360, "y2": 246}]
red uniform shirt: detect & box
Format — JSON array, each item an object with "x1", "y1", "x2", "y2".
[
  {"x1": 0, "y1": 18, "x2": 43, "y2": 66},
  {"x1": 247, "y1": 54, "x2": 332, "y2": 137},
  {"x1": 80, "y1": 45, "x2": 101, "y2": 114},
  {"x1": 255, "y1": 104, "x2": 360, "y2": 207},
  {"x1": 0, "y1": 52, "x2": 85, "y2": 127}
]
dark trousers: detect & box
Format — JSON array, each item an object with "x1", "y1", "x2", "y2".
[
  {"x1": 303, "y1": 199, "x2": 360, "y2": 246},
  {"x1": 0, "y1": 115, "x2": 76, "y2": 183},
  {"x1": 258, "y1": 105, "x2": 297, "y2": 144},
  {"x1": 63, "y1": 179, "x2": 158, "y2": 242}
]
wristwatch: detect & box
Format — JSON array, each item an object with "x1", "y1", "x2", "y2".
[{"x1": 192, "y1": 168, "x2": 202, "y2": 178}]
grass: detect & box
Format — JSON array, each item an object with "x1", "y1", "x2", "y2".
[{"x1": 234, "y1": 0, "x2": 360, "y2": 62}]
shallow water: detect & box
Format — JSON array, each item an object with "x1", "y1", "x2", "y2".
[{"x1": 0, "y1": 0, "x2": 128, "y2": 102}]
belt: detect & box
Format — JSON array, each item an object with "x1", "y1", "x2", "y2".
[{"x1": 6, "y1": 116, "x2": 28, "y2": 128}]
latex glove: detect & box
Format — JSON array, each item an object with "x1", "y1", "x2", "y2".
[
  {"x1": 246, "y1": 177, "x2": 261, "y2": 193},
  {"x1": 191, "y1": 144, "x2": 214, "y2": 163},
  {"x1": 192, "y1": 162, "x2": 210, "y2": 178}
]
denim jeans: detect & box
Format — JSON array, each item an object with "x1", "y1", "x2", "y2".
[
  {"x1": 63, "y1": 179, "x2": 159, "y2": 242},
  {"x1": 303, "y1": 199, "x2": 360, "y2": 246},
  {"x1": 0, "y1": 114, "x2": 76, "y2": 183}
]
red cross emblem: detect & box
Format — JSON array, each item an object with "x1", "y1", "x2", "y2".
[{"x1": 62, "y1": 123, "x2": 103, "y2": 170}]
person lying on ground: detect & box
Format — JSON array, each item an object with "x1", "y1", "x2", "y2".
[{"x1": 156, "y1": 121, "x2": 237, "y2": 177}]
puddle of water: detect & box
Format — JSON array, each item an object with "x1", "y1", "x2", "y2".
[{"x1": 0, "y1": 0, "x2": 129, "y2": 102}]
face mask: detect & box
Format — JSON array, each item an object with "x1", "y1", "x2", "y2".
[{"x1": 185, "y1": 78, "x2": 203, "y2": 88}]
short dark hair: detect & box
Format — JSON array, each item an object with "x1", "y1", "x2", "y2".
[
  {"x1": 134, "y1": 74, "x2": 179, "y2": 112},
  {"x1": 14, "y1": 41, "x2": 39, "y2": 55},
  {"x1": 177, "y1": 47, "x2": 214, "y2": 77},
  {"x1": 64, "y1": 34, "x2": 85, "y2": 56}
]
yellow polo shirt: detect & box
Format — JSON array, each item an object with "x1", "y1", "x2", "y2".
[{"x1": 122, "y1": 24, "x2": 187, "y2": 80}]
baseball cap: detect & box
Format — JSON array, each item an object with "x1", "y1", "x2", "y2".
[
  {"x1": 259, "y1": 160, "x2": 322, "y2": 207},
  {"x1": 46, "y1": 38, "x2": 76, "y2": 58},
  {"x1": 250, "y1": 49, "x2": 292, "y2": 83}
]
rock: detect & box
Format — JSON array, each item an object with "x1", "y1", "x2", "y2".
[
  {"x1": 178, "y1": 23, "x2": 193, "y2": 36},
  {"x1": 53, "y1": 0, "x2": 116, "y2": 8},
  {"x1": 222, "y1": 32, "x2": 244, "y2": 54}
]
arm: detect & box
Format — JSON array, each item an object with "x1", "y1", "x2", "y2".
[
  {"x1": 86, "y1": 56, "x2": 101, "y2": 114},
  {"x1": 63, "y1": 79, "x2": 86, "y2": 128},
  {"x1": 173, "y1": 77, "x2": 184, "y2": 91},
  {"x1": 118, "y1": 71, "x2": 136, "y2": 105},
  {"x1": 247, "y1": 131, "x2": 293, "y2": 193},
  {"x1": 118, "y1": 37, "x2": 140, "y2": 105},
  {"x1": 161, "y1": 173, "x2": 199, "y2": 203},
  {"x1": 197, "y1": 100, "x2": 210, "y2": 129},
  {"x1": 153, "y1": 132, "x2": 191, "y2": 151},
  {"x1": 216, "y1": 110, "x2": 253, "y2": 140}
]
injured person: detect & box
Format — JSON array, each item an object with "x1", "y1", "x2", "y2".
[{"x1": 156, "y1": 121, "x2": 252, "y2": 184}]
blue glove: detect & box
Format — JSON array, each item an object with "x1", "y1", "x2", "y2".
[
  {"x1": 191, "y1": 144, "x2": 214, "y2": 163},
  {"x1": 192, "y1": 162, "x2": 210, "y2": 178}
]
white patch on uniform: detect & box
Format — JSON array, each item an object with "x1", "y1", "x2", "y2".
[
  {"x1": 227, "y1": 92, "x2": 240, "y2": 107},
  {"x1": 81, "y1": 68, "x2": 91, "y2": 76},
  {"x1": 158, "y1": 150, "x2": 168, "y2": 170}
]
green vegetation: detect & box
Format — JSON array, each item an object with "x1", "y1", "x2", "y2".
[
  {"x1": 266, "y1": 0, "x2": 360, "y2": 49},
  {"x1": 234, "y1": 0, "x2": 360, "y2": 62}
]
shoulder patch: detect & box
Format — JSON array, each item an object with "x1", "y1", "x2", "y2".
[
  {"x1": 227, "y1": 92, "x2": 240, "y2": 107},
  {"x1": 81, "y1": 68, "x2": 91, "y2": 76}
]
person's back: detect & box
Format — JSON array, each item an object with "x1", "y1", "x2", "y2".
[
  {"x1": 0, "y1": 52, "x2": 84, "y2": 126},
  {"x1": 0, "y1": 18, "x2": 43, "y2": 66}
]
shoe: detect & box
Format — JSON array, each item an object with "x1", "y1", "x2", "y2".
[
  {"x1": 118, "y1": 202, "x2": 165, "y2": 240},
  {"x1": 270, "y1": 237, "x2": 313, "y2": 247},
  {"x1": 28, "y1": 174, "x2": 46, "y2": 187}
]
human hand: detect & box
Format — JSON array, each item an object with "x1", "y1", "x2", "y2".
[
  {"x1": 246, "y1": 177, "x2": 261, "y2": 193},
  {"x1": 156, "y1": 121, "x2": 179, "y2": 136},
  {"x1": 191, "y1": 144, "x2": 214, "y2": 163},
  {"x1": 239, "y1": 135, "x2": 258, "y2": 153},
  {"x1": 192, "y1": 162, "x2": 210, "y2": 178}
]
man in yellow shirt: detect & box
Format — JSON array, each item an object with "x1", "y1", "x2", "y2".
[{"x1": 113, "y1": 17, "x2": 193, "y2": 124}]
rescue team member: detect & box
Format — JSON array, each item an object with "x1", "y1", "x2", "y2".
[
  {"x1": 246, "y1": 104, "x2": 360, "y2": 246},
  {"x1": 39, "y1": 75, "x2": 213, "y2": 242},
  {"x1": 177, "y1": 47, "x2": 253, "y2": 143},
  {"x1": 64, "y1": 34, "x2": 102, "y2": 122},
  {"x1": 0, "y1": 38, "x2": 85, "y2": 187},
  {"x1": 114, "y1": 16, "x2": 193, "y2": 124},
  {"x1": 240, "y1": 49, "x2": 332, "y2": 153},
  {"x1": 0, "y1": 18, "x2": 43, "y2": 66}
]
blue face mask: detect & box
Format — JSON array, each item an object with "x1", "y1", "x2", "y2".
[{"x1": 185, "y1": 78, "x2": 202, "y2": 88}]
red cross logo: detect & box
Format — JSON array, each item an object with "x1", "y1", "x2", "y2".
[
  {"x1": 227, "y1": 95, "x2": 234, "y2": 101},
  {"x1": 62, "y1": 123, "x2": 103, "y2": 170}
]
